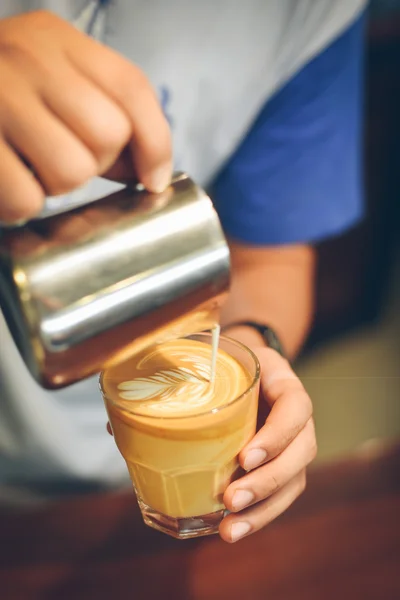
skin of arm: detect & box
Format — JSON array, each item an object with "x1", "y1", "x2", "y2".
[{"x1": 221, "y1": 241, "x2": 316, "y2": 358}]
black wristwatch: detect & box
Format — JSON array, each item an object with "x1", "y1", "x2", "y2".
[{"x1": 223, "y1": 321, "x2": 287, "y2": 359}]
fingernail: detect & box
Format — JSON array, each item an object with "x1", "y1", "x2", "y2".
[
  {"x1": 244, "y1": 449, "x2": 267, "y2": 471},
  {"x1": 232, "y1": 489, "x2": 255, "y2": 511},
  {"x1": 149, "y1": 164, "x2": 171, "y2": 193},
  {"x1": 231, "y1": 522, "x2": 251, "y2": 542}
]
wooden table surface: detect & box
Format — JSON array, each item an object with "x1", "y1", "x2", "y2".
[{"x1": 1, "y1": 444, "x2": 399, "y2": 600}]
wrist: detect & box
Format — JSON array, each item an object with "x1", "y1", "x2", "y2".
[
  {"x1": 222, "y1": 324, "x2": 266, "y2": 349},
  {"x1": 222, "y1": 321, "x2": 287, "y2": 359}
]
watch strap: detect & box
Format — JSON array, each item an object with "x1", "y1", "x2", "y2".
[{"x1": 223, "y1": 321, "x2": 287, "y2": 359}]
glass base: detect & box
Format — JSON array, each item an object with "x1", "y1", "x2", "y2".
[{"x1": 139, "y1": 500, "x2": 225, "y2": 539}]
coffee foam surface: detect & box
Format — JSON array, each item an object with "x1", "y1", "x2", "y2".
[{"x1": 102, "y1": 339, "x2": 251, "y2": 417}]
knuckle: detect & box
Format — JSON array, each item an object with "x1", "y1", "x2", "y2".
[
  {"x1": 293, "y1": 388, "x2": 313, "y2": 420},
  {"x1": 104, "y1": 114, "x2": 131, "y2": 150},
  {"x1": 90, "y1": 112, "x2": 131, "y2": 159},
  {"x1": 25, "y1": 9, "x2": 56, "y2": 26},
  {"x1": 21, "y1": 10, "x2": 64, "y2": 35},
  {"x1": 0, "y1": 39, "x2": 50, "y2": 86},
  {"x1": 0, "y1": 12, "x2": 68, "y2": 79},
  {"x1": 270, "y1": 434, "x2": 291, "y2": 459},
  {"x1": 305, "y1": 419, "x2": 318, "y2": 463},
  {"x1": 266, "y1": 368, "x2": 302, "y2": 397},
  {"x1": 0, "y1": 87, "x2": 29, "y2": 123},
  {"x1": 107, "y1": 61, "x2": 144, "y2": 105},
  {"x1": 298, "y1": 471, "x2": 307, "y2": 495},
  {"x1": 114, "y1": 63, "x2": 170, "y2": 131},
  {"x1": 47, "y1": 152, "x2": 96, "y2": 194},
  {"x1": 0, "y1": 40, "x2": 26, "y2": 64},
  {"x1": 308, "y1": 436, "x2": 318, "y2": 464},
  {"x1": 270, "y1": 421, "x2": 301, "y2": 456},
  {"x1": 119, "y1": 64, "x2": 151, "y2": 100},
  {"x1": 265, "y1": 473, "x2": 280, "y2": 496},
  {"x1": 303, "y1": 391, "x2": 314, "y2": 418},
  {"x1": 260, "y1": 421, "x2": 282, "y2": 456}
]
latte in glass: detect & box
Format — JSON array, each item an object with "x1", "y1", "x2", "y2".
[{"x1": 101, "y1": 333, "x2": 260, "y2": 539}]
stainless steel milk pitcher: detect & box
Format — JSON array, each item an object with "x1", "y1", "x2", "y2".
[{"x1": 0, "y1": 173, "x2": 230, "y2": 389}]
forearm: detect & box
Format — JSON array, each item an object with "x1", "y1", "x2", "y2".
[{"x1": 221, "y1": 241, "x2": 316, "y2": 360}]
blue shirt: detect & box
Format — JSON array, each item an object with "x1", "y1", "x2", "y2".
[{"x1": 212, "y1": 13, "x2": 365, "y2": 245}]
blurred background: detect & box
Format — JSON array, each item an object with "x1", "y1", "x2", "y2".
[
  {"x1": 299, "y1": 0, "x2": 400, "y2": 461},
  {"x1": 1, "y1": 2, "x2": 399, "y2": 599}
]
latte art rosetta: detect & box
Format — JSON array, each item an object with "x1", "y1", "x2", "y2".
[
  {"x1": 116, "y1": 339, "x2": 250, "y2": 416},
  {"x1": 118, "y1": 358, "x2": 213, "y2": 409}
]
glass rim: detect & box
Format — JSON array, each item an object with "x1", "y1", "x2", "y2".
[{"x1": 99, "y1": 332, "x2": 260, "y2": 421}]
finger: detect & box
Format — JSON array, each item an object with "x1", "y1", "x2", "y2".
[
  {"x1": 2, "y1": 92, "x2": 97, "y2": 196},
  {"x1": 257, "y1": 347, "x2": 305, "y2": 406},
  {"x1": 219, "y1": 471, "x2": 306, "y2": 543},
  {"x1": 0, "y1": 138, "x2": 44, "y2": 223},
  {"x1": 240, "y1": 348, "x2": 313, "y2": 471},
  {"x1": 103, "y1": 147, "x2": 137, "y2": 182},
  {"x1": 41, "y1": 64, "x2": 131, "y2": 174},
  {"x1": 106, "y1": 422, "x2": 113, "y2": 436},
  {"x1": 66, "y1": 38, "x2": 172, "y2": 191},
  {"x1": 224, "y1": 419, "x2": 316, "y2": 513}
]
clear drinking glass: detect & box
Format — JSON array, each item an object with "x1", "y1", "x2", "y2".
[{"x1": 100, "y1": 333, "x2": 260, "y2": 539}]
